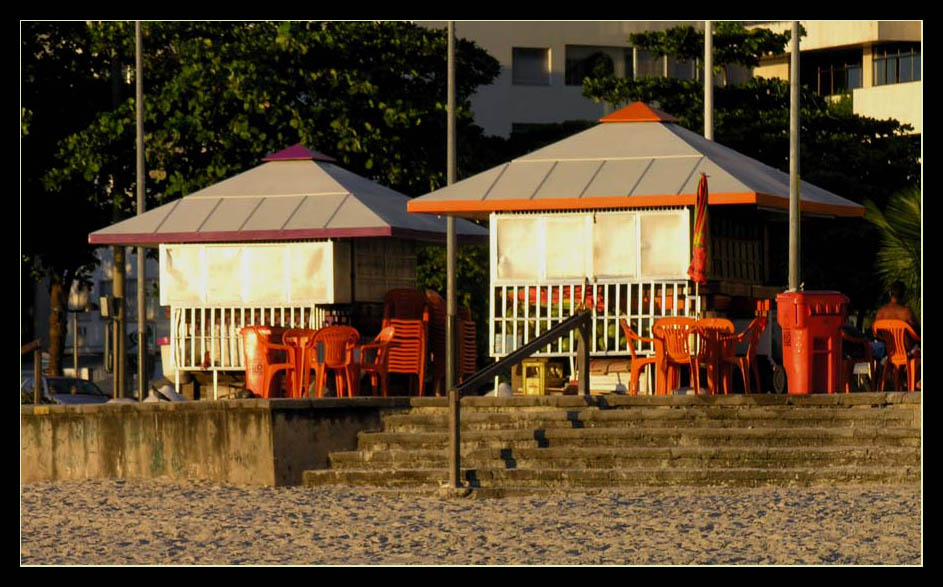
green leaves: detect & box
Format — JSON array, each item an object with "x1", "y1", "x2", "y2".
[
  {"x1": 864, "y1": 187, "x2": 921, "y2": 317},
  {"x1": 629, "y1": 22, "x2": 794, "y2": 69}
]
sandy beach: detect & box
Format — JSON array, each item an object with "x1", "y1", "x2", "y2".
[{"x1": 20, "y1": 480, "x2": 921, "y2": 566}]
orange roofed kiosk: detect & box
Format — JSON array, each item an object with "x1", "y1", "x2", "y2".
[{"x1": 407, "y1": 103, "x2": 864, "y2": 390}]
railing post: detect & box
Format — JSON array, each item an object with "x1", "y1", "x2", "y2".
[{"x1": 575, "y1": 314, "x2": 590, "y2": 395}]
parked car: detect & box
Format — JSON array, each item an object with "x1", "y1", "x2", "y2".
[{"x1": 20, "y1": 375, "x2": 111, "y2": 405}]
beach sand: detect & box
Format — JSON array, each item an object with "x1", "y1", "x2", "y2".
[{"x1": 20, "y1": 480, "x2": 921, "y2": 566}]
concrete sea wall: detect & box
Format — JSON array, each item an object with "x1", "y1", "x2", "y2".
[{"x1": 21, "y1": 398, "x2": 413, "y2": 487}]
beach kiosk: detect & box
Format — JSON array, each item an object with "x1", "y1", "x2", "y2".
[
  {"x1": 89, "y1": 145, "x2": 487, "y2": 398},
  {"x1": 407, "y1": 102, "x2": 865, "y2": 393}
]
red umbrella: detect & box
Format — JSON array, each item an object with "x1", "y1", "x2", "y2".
[{"x1": 687, "y1": 173, "x2": 709, "y2": 284}]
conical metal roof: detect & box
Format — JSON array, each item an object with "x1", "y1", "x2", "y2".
[
  {"x1": 89, "y1": 145, "x2": 488, "y2": 246},
  {"x1": 407, "y1": 102, "x2": 865, "y2": 218}
]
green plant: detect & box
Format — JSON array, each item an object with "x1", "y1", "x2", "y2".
[{"x1": 864, "y1": 186, "x2": 921, "y2": 317}]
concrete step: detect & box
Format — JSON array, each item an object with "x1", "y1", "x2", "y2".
[
  {"x1": 303, "y1": 393, "x2": 920, "y2": 493},
  {"x1": 356, "y1": 426, "x2": 921, "y2": 451},
  {"x1": 402, "y1": 392, "x2": 920, "y2": 412},
  {"x1": 303, "y1": 465, "x2": 921, "y2": 490},
  {"x1": 379, "y1": 406, "x2": 917, "y2": 432},
  {"x1": 328, "y1": 445, "x2": 921, "y2": 470}
]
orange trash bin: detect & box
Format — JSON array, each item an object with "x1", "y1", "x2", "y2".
[{"x1": 776, "y1": 291, "x2": 849, "y2": 395}]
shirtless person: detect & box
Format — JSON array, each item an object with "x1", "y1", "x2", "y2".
[
  {"x1": 874, "y1": 281, "x2": 920, "y2": 389},
  {"x1": 875, "y1": 281, "x2": 919, "y2": 334}
]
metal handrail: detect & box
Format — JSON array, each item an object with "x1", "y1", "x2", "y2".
[
  {"x1": 456, "y1": 309, "x2": 593, "y2": 397},
  {"x1": 445, "y1": 309, "x2": 593, "y2": 493}
]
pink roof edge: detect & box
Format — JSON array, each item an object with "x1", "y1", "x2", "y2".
[{"x1": 262, "y1": 144, "x2": 337, "y2": 163}]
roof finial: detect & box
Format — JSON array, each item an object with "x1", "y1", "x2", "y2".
[{"x1": 262, "y1": 144, "x2": 337, "y2": 162}]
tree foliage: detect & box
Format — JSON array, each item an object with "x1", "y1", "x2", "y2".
[
  {"x1": 864, "y1": 187, "x2": 921, "y2": 318},
  {"x1": 24, "y1": 21, "x2": 500, "y2": 371},
  {"x1": 22, "y1": 21, "x2": 134, "y2": 372},
  {"x1": 629, "y1": 22, "x2": 797, "y2": 83},
  {"x1": 43, "y1": 21, "x2": 500, "y2": 206}
]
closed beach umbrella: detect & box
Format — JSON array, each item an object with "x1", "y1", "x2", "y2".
[{"x1": 687, "y1": 172, "x2": 710, "y2": 284}]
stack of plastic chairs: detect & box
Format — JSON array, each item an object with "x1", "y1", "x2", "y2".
[
  {"x1": 382, "y1": 289, "x2": 430, "y2": 396},
  {"x1": 424, "y1": 290, "x2": 478, "y2": 394},
  {"x1": 425, "y1": 290, "x2": 448, "y2": 395},
  {"x1": 458, "y1": 306, "x2": 477, "y2": 383}
]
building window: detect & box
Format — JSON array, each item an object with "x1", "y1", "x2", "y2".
[
  {"x1": 874, "y1": 43, "x2": 921, "y2": 86},
  {"x1": 512, "y1": 47, "x2": 551, "y2": 86},
  {"x1": 634, "y1": 48, "x2": 663, "y2": 78},
  {"x1": 801, "y1": 49, "x2": 863, "y2": 96},
  {"x1": 667, "y1": 56, "x2": 698, "y2": 81},
  {"x1": 817, "y1": 63, "x2": 862, "y2": 95},
  {"x1": 564, "y1": 45, "x2": 633, "y2": 85}
]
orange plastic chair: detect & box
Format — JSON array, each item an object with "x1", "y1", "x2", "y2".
[
  {"x1": 872, "y1": 319, "x2": 920, "y2": 392},
  {"x1": 309, "y1": 326, "x2": 361, "y2": 398},
  {"x1": 652, "y1": 317, "x2": 700, "y2": 395},
  {"x1": 240, "y1": 326, "x2": 295, "y2": 398},
  {"x1": 282, "y1": 328, "x2": 319, "y2": 398},
  {"x1": 619, "y1": 318, "x2": 661, "y2": 396},
  {"x1": 719, "y1": 316, "x2": 768, "y2": 395},
  {"x1": 695, "y1": 318, "x2": 736, "y2": 395},
  {"x1": 357, "y1": 327, "x2": 396, "y2": 397},
  {"x1": 840, "y1": 328, "x2": 876, "y2": 393}
]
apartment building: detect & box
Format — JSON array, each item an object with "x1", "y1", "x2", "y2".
[
  {"x1": 748, "y1": 20, "x2": 922, "y2": 134},
  {"x1": 418, "y1": 21, "x2": 729, "y2": 138}
]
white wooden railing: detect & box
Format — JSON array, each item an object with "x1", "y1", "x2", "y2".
[
  {"x1": 490, "y1": 279, "x2": 699, "y2": 359},
  {"x1": 170, "y1": 305, "x2": 325, "y2": 372}
]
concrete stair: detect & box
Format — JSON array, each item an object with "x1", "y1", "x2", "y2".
[{"x1": 302, "y1": 392, "x2": 921, "y2": 494}]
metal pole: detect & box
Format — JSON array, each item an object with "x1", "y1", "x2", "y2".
[
  {"x1": 136, "y1": 21, "x2": 147, "y2": 401},
  {"x1": 73, "y1": 311, "x2": 78, "y2": 377},
  {"x1": 114, "y1": 246, "x2": 126, "y2": 398},
  {"x1": 704, "y1": 21, "x2": 713, "y2": 141},
  {"x1": 34, "y1": 348, "x2": 42, "y2": 404},
  {"x1": 701, "y1": 23, "x2": 712, "y2": 324},
  {"x1": 789, "y1": 21, "x2": 801, "y2": 291},
  {"x1": 446, "y1": 21, "x2": 461, "y2": 492}
]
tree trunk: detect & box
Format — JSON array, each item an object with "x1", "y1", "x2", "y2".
[{"x1": 47, "y1": 274, "x2": 68, "y2": 376}]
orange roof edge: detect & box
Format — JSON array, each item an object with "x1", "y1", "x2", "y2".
[
  {"x1": 408, "y1": 192, "x2": 866, "y2": 218},
  {"x1": 599, "y1": 101, "x2": 680, "y2": 123}
]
